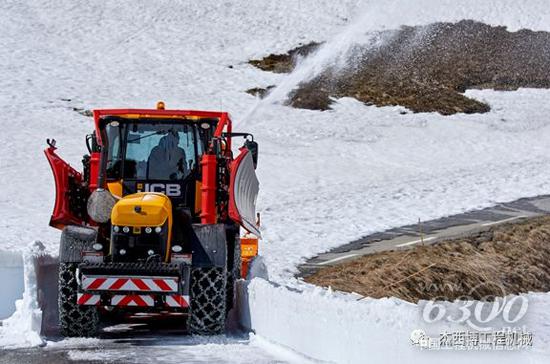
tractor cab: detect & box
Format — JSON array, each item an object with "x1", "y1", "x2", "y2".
[{"x1": 101, "y1": 116, "x2": 209, "y2": 213}]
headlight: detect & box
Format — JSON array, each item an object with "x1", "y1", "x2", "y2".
[
  {"x1": 172, "y1": 245, "x2": 182, "y2": 253},
  {"x1": 154, "y1": 226, "x2": 162, "y2": 233},
  {"x1": 147, "y1": 249, "x2": 154, "y2": 256},
  {"x1": 119, "y1": 249, "x2": 127, "y2": 255},
  {"x1": 113, "y1": 225, "x2": 120, "y2": 233},
  {"x1": 122, "y1": 226, "x2": 130, "y2": 233},
  {"x1": 145, "y1": 227, "x2": 152, "y2": 234},
  {"x1": 92, "y1": 243, "x2": 103, "y2": 251}
]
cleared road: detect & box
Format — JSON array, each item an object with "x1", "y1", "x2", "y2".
[
  {"x1": 0, "y1": 319, "x2": 292, "y2": 364},
  {"x1": 299, "y1": 195, "x2": 550, "y2": 276}
]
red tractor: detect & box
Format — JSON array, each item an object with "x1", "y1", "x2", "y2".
[{"x1": 45, "y1": 102, "x2": 260, "y2": 336}]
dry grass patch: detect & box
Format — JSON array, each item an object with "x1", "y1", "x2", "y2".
[{"x1": 305, "y1": 216, "x2": 550, "y2": 302}]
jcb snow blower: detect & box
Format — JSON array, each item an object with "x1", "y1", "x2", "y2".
[{"x1": 45, "y1": 102, "x2": 260, "y2": 336}]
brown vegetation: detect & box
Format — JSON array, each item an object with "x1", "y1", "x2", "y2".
[{"x1": 305, "y1": 216, "x2": 550, "y2": 302}]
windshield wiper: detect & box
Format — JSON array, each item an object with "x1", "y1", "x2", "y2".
[{"x1": 127, "y1": 128, "x2": 174, "y2": 143}]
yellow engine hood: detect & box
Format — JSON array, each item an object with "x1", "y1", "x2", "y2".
[{"x1": 111, "y1": 192, "x2": 172, "y2": 227}]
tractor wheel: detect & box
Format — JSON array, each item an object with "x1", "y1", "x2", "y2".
[
  {"x1": 58, "y1": 262, "x2": 99, "y2": 337},
  {"x1": 226, "y1": 238, "x2": 241, "y2": 315},
  {"x1": 188, "y1": 267, "x2": 226, "y2": 335}
]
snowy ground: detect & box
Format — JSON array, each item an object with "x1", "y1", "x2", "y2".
[{"x1": 1, "y1": 0, "x2": 550, "y2": 363}]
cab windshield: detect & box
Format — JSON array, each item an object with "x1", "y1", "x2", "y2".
[{"x1": 105, "y1": 120, "x2": 203, "y2": 181}]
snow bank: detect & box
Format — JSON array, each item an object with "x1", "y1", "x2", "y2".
[
  {"x1": 0, "y1": 250, "x2": 24, "y2": 319},
  {"x1": 0, "y1": 241, "x2": 58, "y2": 348},
  {"x1": 0, "y1": 242, "x2": 46, "y2": 347},
  {"x1": 238, "y1": 278, "x2": 550, "y2": 363}
]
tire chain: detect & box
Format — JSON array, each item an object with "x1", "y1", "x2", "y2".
[
  {"x1": 58, "y1": 263, "x2": 99, "y2": 337},
  {"x1": 188, "y1": 267, "x2": 227, "y2": 335},
  {"x1": 226, "y1": 238, "x2": 241, "y2": 314}
]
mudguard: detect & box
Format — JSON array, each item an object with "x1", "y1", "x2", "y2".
[
  {"x1": 44, "y1": 144, "x2": 85, "y2": 229},
  {"x1": 59, "y1": 225, "x2": 98, "y2": 263},
  {"x1": 190, "y1": 224, "x2": 228, "y2": 268},
  {"x1": 229, "y1": 148, "x2": 261, "y2": 238}
]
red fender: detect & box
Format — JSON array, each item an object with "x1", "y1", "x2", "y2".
[{"x1": 44, "y1": 146, "x2": 85, "y2": 229}]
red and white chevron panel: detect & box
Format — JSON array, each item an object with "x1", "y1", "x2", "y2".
[
  {"x1": 165, "y1": 295, "x2": 190, "y2": 308},
  {"x1": 77, "y1": 293, "x2": 100, "y2": 306},
  {"x1": 111, "y1": 294, "x2": 155, "y2": 307},
  {"x1": 82, "y1": 275, "x2": 179, "y2": 293}
]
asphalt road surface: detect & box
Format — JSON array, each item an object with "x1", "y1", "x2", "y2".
[{"x1": 299, "y1": 195, "x2": 550, "y2": 277}]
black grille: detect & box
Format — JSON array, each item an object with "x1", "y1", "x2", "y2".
[{"x1": 111, "y1": 226, "x2": 167, "y2": 262}]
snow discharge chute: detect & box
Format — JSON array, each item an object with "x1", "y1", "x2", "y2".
[{"x1": 229, "y1": 148, "x2": 261, "y2": 238}]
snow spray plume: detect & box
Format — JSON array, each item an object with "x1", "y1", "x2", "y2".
[{"x1": 239, "y1": 0, "x2": 404, "y2": 126}]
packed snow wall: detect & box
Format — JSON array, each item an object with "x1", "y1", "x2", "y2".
[
  {"x1": 237, "y1": 277, "x2": 550, "y2": 364},
  {"x1": 0, "y1": 242, "x2": 58, "y2": 348},
  {"x1": 0, "y1": 251, "x2": 24, "y2": 319}
]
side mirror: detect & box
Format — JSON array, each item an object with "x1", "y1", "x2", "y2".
[
  {"x1": 244, "y1": 140, "x2": 258, "y2": 169},
  {"x1": 221, "y1": 132, "x2": 259, "y2": 169},
  {"x1": 211, "y1": 138, "x2": 222, "y2": 155}
]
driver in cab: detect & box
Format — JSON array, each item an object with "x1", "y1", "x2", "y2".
[{"x1": 147, "y1": 130, "x2": 186, "y2": 180}]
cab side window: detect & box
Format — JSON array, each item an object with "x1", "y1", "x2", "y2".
[{"x1": 106, "y1": 123, "x2": 122, "y2": 179}]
